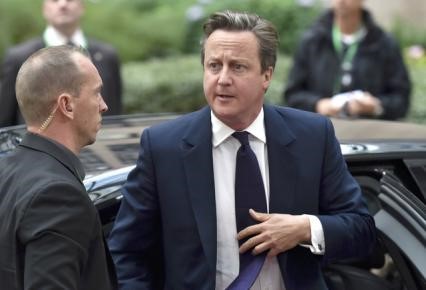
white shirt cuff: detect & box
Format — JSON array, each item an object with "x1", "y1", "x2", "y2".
[{"x1": 300, "y1": 214, "x2": 325, "y2": 255}]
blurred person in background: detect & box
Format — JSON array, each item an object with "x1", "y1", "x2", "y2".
[
  {"x1": 0, "y1": 0, "x2": 122, "y2": 128},
  {"x1": 284, "y1": 0, "x2": 411, "y2": 120},
  {"x1": 0, "y1": 45, "x2": 117, "y2": 290}
]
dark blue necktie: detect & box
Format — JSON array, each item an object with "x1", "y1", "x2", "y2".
[{"x1": 227, "y1": 131, "x2": 267, "y2": 290}]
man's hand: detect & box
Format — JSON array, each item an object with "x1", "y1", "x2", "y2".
[
  {"x1": 347, "y1": 92, "x2": 383, "y2": 116},
  {"x1": 237, "y1": 209, "x2": 311, "y2": 257},
  {"x1": 316, "y1": 98, "x2": 341, "y2": 117}
]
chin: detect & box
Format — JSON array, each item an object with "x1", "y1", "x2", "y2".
[{"x1": 85, "y1": 136, "x2": 96, "y2": 146}]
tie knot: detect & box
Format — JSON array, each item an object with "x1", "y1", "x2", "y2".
[
  {"x1": 232, "y1": 131, "x2": 249, "y2": 146},
  {"x1": 67, "y1": 39, "x2": 76, "y2": 47}
]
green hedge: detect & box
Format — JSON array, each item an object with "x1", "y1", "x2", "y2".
[
  {"x1": 406, "y1": 59, "x2": 426, "y2": 124},
  {"x1": 123, "y1": 54, "x2": 426, "y2": 124}
]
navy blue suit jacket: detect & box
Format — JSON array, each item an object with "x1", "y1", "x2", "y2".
[{"x1": 109, "y1": 105, "x2": 375, "y2": 290}]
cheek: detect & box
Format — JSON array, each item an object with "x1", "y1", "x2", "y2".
[{"x1": 203, "y1": 75, "x2": 214, "y2": 95}]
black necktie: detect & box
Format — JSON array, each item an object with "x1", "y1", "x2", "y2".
[
  {"x1": 227, "y1": 131, "x2": 267, "y2": 290},
  {"x1": 66, "y1": 40, "x2": 76, "y2": 47}
]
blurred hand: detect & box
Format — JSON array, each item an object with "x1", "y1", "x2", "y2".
[
  {"x1": 316, "y1": 98, "x2": 341, "y2": 117},
  {"x1": 237, "y1": 209, "x2": 311, "y2": 257},
  {"x1": 347, "y1": 92, "x2": 383, "y2": 116}
]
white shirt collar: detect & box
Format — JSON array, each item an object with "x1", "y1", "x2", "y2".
[
  {"x1": 341, "y1": 25, "x2": 367, "y2": 45},
  {"x1": 211, "y1": 108, "x2": 266, "y2": 147},
  {"x1": 43, "y1": 26, "x2": 87, "y2": 48}
]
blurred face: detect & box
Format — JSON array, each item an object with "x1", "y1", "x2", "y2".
[
  {"x1": 43, "y1": 0, "x2": 84, "y2": 31},
  {"x1": 72, "y1": 54, "x2": 108, "y2": 146},
  {"x1": 332, "y1": 0, "x2": 363, "y2": 17},
  {"x1": 203, "y1": 30, "x2": 272, "y2": 131}
]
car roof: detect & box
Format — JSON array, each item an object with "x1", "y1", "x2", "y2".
[{"x1": 331, "y1": 118, "x2": 426, "y2": 142}]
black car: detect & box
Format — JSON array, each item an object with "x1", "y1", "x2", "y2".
[{"x1": 1, "y1": 114, "x2": 425, "y2": 290}]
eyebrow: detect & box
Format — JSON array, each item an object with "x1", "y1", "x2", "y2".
[{"x1": 207, "y1": 56, "x2": 250, "y2": 62}]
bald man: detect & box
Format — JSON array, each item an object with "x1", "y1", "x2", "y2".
[{"x1": 0, "y1": 46, "x2": 117, "y2": 290}]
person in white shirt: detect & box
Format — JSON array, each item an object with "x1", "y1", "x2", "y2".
[
  {"x1": 108, "y1": 10, "x2": 376, "y2": 290},
  {"x1": 0, "y1": 0, "x2": 122, "y2": 127}
]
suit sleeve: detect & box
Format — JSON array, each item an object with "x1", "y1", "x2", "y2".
[
  {"x1": 376, "y1": 37, "x2": 411, "y2": 120},
  {"x1": 0, "y1": 50, "x2": 20, "y2": 127},
  {"x1": 110, "y1": 52, "x2": 122, "y2": 115},
  {"x1": 108, "y1": 129, "x2": 164, "y2": 290},
  {"x1": 18, "y1": 182, "x2": 98, "y2": 290},
  {"x1": 283, "y1": 34, "x2": 324, "y2": 112},
  {"x1": 317, "y1": 118, "x2": 376, "y2": 262}
]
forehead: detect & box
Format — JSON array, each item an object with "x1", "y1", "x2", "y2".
[
  {"x1": 332, "y1": 0, "x2": 363, "y2": 6},
  {"x1": 204, "y1": 30, "x2": 259, "y2": 57},
  {"x1": 43, "y1": 0, "x2": 83, "y2": 7}
]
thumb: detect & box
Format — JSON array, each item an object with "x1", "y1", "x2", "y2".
[{"x1": 249, "y1": 209, "x2": 269, "y2": 222}]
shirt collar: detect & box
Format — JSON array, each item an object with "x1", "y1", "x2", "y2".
[
  {"x1": 211, "y1": 108, "x2": 266, "y2": 147},
  {"x1": 20, "y1": 132, "x2": 86, "y2": 182},
  {"x1": 341, "y1": 25, "x2": 367, "y2": 45},
  {"x1": 43, "y1": 26, "x2": 87, "y2": 48}
]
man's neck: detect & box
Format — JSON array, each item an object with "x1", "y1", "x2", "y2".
[
  {"x1": 54, "y1": 25, "x2": 79, "y2": 39},
  {"x1": 27, "y1": 126, "x2": 80, "y2": 155},
  {"x1": 334, "y1": 11, "x2": 362, "y2": 35}
]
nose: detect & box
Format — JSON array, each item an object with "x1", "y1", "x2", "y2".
[
  {"x1": 99, "y1": 96, "x2": 108, "y2": 113},
  {"x1": 218, "y1": 67, "x2": 232, "y2": 86}
]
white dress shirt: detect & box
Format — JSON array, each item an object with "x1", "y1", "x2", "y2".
[
  {"x1": 212, "y1": 109, "x2": 325, "y2": 290},
  {"x1": 43, "y1": 25, "x2": 87, "y2": 48}
]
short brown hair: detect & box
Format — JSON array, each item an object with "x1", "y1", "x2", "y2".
[
  {"x1": 15, "y1": 45, "x2": 89, "y2": 125},
  {"x1": 201, "y1": 10, "x2": 278, "y2": 72}
]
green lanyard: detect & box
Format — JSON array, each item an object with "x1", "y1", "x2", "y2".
[{"x1": 332, "y1": 24, "x2": 361, "y2": 94}]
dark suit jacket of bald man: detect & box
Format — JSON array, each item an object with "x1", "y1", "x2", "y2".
[
  {"x1": 0, "y1": 37, "x2": 122, "y2": 127},
  {"x1": 0, "y1": 132, "x2": 118, "y2": 289}
]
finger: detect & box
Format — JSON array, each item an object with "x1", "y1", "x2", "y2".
[
  {"x1": 252, "y1": 240, "x2": 272, "y2": 255},
  {"x1": 249, "y1": 209, "x2": 269, "y2": 222},
  {"x1": 239, "y1": 234, "x2": 265, "y2": 254},
  {"x1": 237, "y1": 223, "x2": 262, "y2": 240}
]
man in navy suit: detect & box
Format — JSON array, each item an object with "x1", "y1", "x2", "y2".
[
  {"x1": 0, "y1": 0, "x2": 122, "y2": 127},
  {"x1": 108, "y1": 10, "x2": 376, "y2": 290}
]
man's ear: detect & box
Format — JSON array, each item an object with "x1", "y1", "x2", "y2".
[
  {"x1": 58, "y1": 94, "x2": 74, "y2": 119},
  {"x1": 263, "y1": 66, "x2": 274, "y2": 92}
]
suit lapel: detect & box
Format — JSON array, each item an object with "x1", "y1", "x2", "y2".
[
  {"x1": 264, "y1": 106, "x2": 301, "y2": 288},
  {"x1": 181, "y1": 107, "x2": 217, "y2": 272},
  {"x1": 264, "y1": 106, "x2": 298, "y2": 214}
]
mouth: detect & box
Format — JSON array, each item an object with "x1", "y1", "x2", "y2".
[{"x1": 216, "y1": 94, "x2": 234, "y2": 100}]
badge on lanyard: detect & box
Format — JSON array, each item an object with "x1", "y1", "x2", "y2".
[{"x1": 332, "y1": 24, "x2": 365, "y2": 94}]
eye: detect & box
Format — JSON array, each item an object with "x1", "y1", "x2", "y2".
[
  {"x1": 207, "y1": 62, "x2": 221, "y2": 73},
  {"x1": 233, "y1": 63, "x2": 246, "y2": 73}
]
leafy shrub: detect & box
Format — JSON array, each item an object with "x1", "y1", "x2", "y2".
[
  {"x1": 0, "y1": 0, "x2": 44, "y2": 59},
  {"x1": 406, "y1": 62, "x2": 426, "y2": 124},
  {"x1": 123, "y1": 55, "x2": 205, "y2": 113},
  {"x1": 392, "y1": 19, "x2": 426, "y2": 48}
]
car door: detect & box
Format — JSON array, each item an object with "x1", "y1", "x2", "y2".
[{"x1": 376, "y1": 173, "x2": 426, "y2": 290}]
